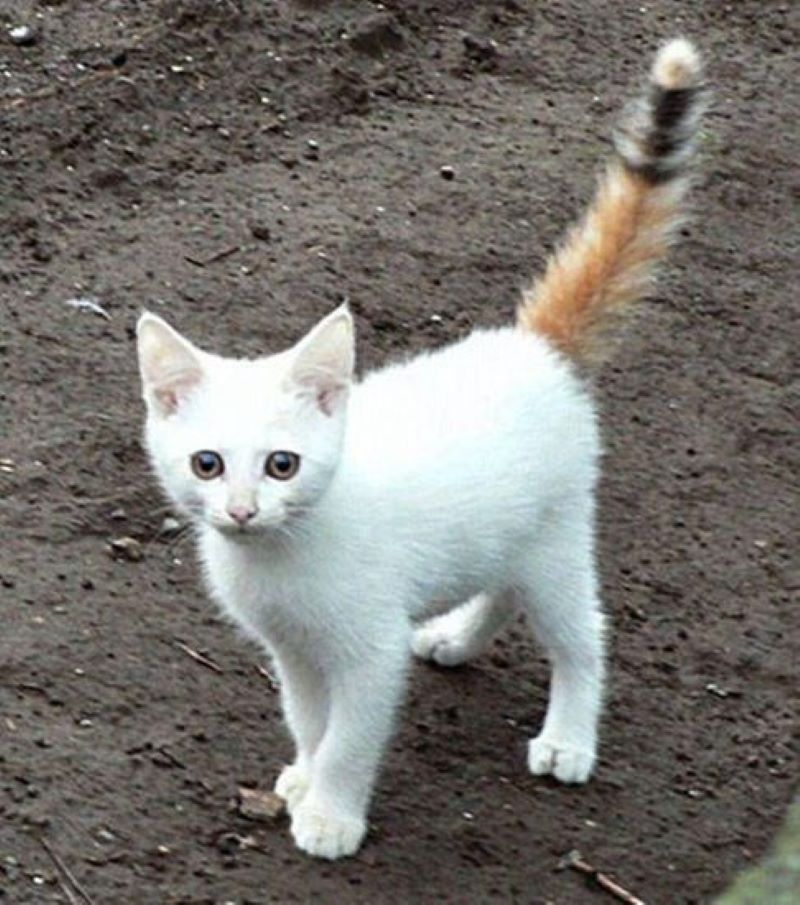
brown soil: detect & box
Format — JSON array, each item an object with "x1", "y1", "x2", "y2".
[{"x1": 1, "y1": 2, "x2": 798, "y2": 903}]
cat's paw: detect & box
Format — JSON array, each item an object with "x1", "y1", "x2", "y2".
[
  {"x1": 274, "y1": 763, "x2": 311, "y2": 814},
  {"x1": 290, "y1": 801, "x2": 367, "y2": 860},
  {"x1": 527, "y1": 735, "x2": 596, "y2": 784},
  {"x1": 411, "y1": 622, "x2": 472, "y2": 667}
]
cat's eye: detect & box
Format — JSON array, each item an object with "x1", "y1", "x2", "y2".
[
  {"x1": 191, "y1": 450, "x2": 224, "y2": 480},
  {"x1": 265, "y1": 451, "x2": 301, "y2": 481}
]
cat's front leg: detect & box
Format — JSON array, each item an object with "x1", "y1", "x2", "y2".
[
  {"x1": 290, "y1": 640, "x2": 409, "y2": 860},
  {"x1": 271, "y1": 648, "x2": 329, "y2": 814}
]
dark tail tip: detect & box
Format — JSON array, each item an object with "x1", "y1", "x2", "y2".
[{"x1": 615, "y1": 38, "x2": 705, "y2": 184}]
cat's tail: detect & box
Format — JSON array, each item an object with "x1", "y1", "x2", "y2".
[{"x1": 517, "y1": 37, "x2": 705, "y2": 365}]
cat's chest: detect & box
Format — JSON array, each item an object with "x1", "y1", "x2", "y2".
[{"x1": 198, "y1": 530, "x2": 348, "y2": 642}]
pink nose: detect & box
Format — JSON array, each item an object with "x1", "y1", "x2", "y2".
[{"x1": 227, "y1": 505, "x2": 257, "y2": 525}]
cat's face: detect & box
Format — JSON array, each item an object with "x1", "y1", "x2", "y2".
[{"x1": 136, "y1": 306, "x2": 354, "y2": 537}]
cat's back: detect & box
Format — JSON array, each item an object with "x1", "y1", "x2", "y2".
[{"x1": 344, "y1": 327, "x2": 597, "y2": 482}]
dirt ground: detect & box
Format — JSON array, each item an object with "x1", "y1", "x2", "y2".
[{"x1": 1, "y1": 1, "x2": 798, "y2": 903}]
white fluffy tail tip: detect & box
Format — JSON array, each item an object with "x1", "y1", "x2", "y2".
[{"x1": 652, "y1": 38, "x2": 702, "y2": 91}]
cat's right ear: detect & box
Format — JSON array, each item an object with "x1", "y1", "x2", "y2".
[{"x1": 136, "y1": 313, "x2": 204, "y2": 417}]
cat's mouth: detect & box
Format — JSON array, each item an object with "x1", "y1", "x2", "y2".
[
  {"x1": 212, "y1": 519, "x2": 268, "y2": 537},
  {"x1": 203, "y1": 499, "x2": 309, "y2": 539}
]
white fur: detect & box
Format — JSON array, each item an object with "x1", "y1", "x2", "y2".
[
  {"x1": 137, "y1": 312, "x2": 606, "y2": 860},
  {"x1": 652, "y1": 37, "x2": 702, "y2": 91}
]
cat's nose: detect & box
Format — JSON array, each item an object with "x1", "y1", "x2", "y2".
[{"x1": 227, "y1": 504, "x2": 258, "y2": 525}]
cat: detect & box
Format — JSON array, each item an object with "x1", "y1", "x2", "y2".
[{"x1": 136, "y1": 38, "x2": 705, "y2": 860}]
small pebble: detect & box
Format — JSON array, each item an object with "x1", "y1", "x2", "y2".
[
  {"x1": 440, "y1": 165, "x2": 456, "y2": 181},
  {"x1": 462, "y1": 33, "x2": 498, "y2": 64},
  {"x1": 705, "y1": 682, "x2": 729, "y2": 698},
  {"x1": 249, "y1": 221, "x2": 271, "y2": 242},
  {"x1": 9, "y1": 25, "x2": 37, "y2": 47},
  {"x1": 160, "y1": 516, "x2": 181, "y2": 536},
  {"x1": 215, "y1": 832, "x2": 244, "y2": 855},
  {"x1": 238, "y1": 787, "x2": 286, "y2": 821},
  {"x1": 349, "y1": 13, "x2": 405, "y2": 56},
  {"x1": 107, "y1": 536, "x2": 143, "y2": 562}
]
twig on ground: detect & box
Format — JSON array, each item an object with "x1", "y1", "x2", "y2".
[
  {"x1": 64, "y1": 297, "x2": 112, "y2": 320},
  {"x1": 184, "y1": 245, "x2": 240, "y2": 268},
  {"x1": 52, "y1": 874, "x2": 82, "y2": 905},
  {"x1": 173, "y1": 640, "x2": 223, "y2": 674},
  {"x1": 155, "y1": 745, "x2": 186, "y2": 770},
  {"x1": 2, "y1": 68, "x2": 120, "y2": 110},
  {"x1": 558, "y1": 849, "x2": 646, "y2": 905},
  {"x1": 39, "y1": 837, "x2": 97, "y2": 905}
]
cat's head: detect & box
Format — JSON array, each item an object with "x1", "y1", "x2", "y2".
[{"x1": 136, "y1": 306, "x2": 354, "y2": 537}]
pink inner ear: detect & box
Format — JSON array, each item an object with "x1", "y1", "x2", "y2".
[
  {"x1": 153, "y1": 371, "x2": 200, "y2": 415},
  {"x1": 155, "y1": 386, "x2": 179, "y2": 414},
  {"x1": 318, "y1": 388, "x2": 335, "y2": 417},
  {"x1": 315, "y1": 382, "x2": 350, "y2": 416}
]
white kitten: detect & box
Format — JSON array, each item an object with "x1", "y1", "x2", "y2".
[{"x1": 137, "y1": 39, "x2": 704, "y2": 859}]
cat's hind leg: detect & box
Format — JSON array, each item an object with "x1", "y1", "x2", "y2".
[
  {"x1": 411, "y1": 592, "x2": 515, "y2": 666},
  {"x1": 517, "y1": 502, "x2": 606, "y2": 785}
]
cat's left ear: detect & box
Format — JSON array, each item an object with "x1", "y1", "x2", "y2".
[
  {"x1": 137, "y1": 312, "x2": 205, "y2": 417},
  {"x1": 288, "y1": 305, "x2": 354, "y2": 416}
]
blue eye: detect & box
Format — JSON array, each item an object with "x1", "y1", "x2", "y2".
[
  {"x1": 191, "y1": 451, "x2": 224, "y2": 480},
  {"x1": 265, "y1": 451, "x2": 300, "y2": 481}
]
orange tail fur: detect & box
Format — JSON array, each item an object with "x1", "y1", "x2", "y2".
[{"x1": 518, "y1": 38, "x2": 705, "y2": 365}]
